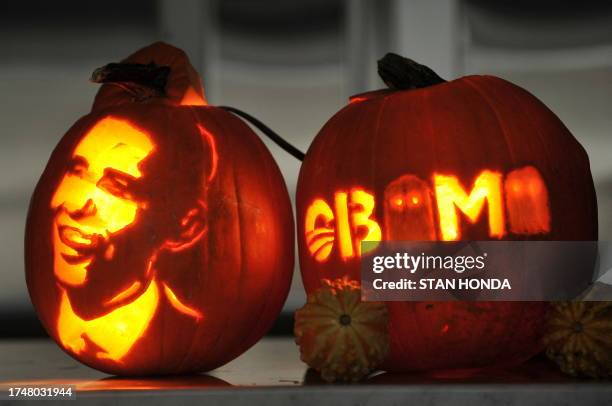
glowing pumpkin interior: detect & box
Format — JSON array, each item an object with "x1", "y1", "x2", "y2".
[
  {"x1": 304, "y1": 166, "x2": 550, "y2": 263},
  {"x1": 50, "y1": 116, "x2": 208, "y2": 362}
]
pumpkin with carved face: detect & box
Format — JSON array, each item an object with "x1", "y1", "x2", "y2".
[
  {"x1": 296, "y1": 54, "x2": 597, "y2": 372},
  {"x1": 25, "y1": 42, "x2": 294, "y2": 375}
]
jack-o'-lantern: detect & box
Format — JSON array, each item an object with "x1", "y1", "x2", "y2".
[
  {"x1": 25, "y1": 42, "x2": 294, "y2": 375},
  {"x1": 296, "y1": 54, "x2": 598, "y2": 372}
]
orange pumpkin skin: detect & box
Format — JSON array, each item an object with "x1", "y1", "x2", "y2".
[
  {"x1": 25, "y1": 43, "x2": 294, "y2": 375},
  {"x1": 297, "y1": 74, "x2": 597, "y2": 372}
]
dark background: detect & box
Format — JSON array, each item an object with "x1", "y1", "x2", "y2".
[{"x1": 1, "y1": 0, "x2": 612, "y2": 337}]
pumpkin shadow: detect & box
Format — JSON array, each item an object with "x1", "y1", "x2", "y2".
[
  {"x1": 366, "y1": 355, "x2": 573, "y2": 385},
  {"x1": 302, "y1": 355, "x2": 574, "y2": 385},
  {"x1": 78, "y1": 374, "x2": 232, "y2": 391},
  {"x1": 302, "y1": 368, "x2": 386, "y2": 385}
]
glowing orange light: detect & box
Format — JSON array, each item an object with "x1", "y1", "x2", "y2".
[
  {"x1": 104, "y1": 244, "x2": 115, "y2": 260},
  {"x1": 58, "y1": 280, "x2": 159, "y2": 361},
  {"x1": 347, "y1": 189, "x2": 381, "y2": 258},
  {"x1": 434, "y1": 170, "x2": 505, "y2": 241},
  {"x1": 349, "y1": 96, "x2": 368, "y2": 104},
  {"x1": 163, "y1": 283, "x2": 203, "y2": 320},
  {"x1": 305, "y1": 198, "x2": 335, "y2": 262},
  {"x1": 51, "y1": 116, "x2": 212, "y2": 364},
  {"x1": 505, "y1": 166, "x2": 550, "y2": 234},
  {"x1": 50, "y1": 117, "x2": 154, "y2": 286},
  {"x1": 180, "y1": 86, "x2": 207, "y2": 106},
  {"x1": 334, "y1": 192, "x2": 353, "y2": 259},
  {"x1": 304, "y1": 190, "x2": 381, "y2": 262},
  {"x1": 105, "y1": 281, "x2": 142, "y2": 306},
  {"x1": 160, "y1": 200, "x2": 207, "y2": 253},
  {"x1": 196, "y1": 125, "x2": 218, "y2": 182},
  {"x1": 384, "y1": 174, "x2": 437, "y2": 241},
  {"x1": 305, "y1": 166, "x2": 550, "y2": 261}
]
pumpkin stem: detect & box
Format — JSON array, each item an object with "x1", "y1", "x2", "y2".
[
  {"x1": 91, "y1": 62, "x2": 171, "y2": 98},
  {"x1": 377, "y1": 53, "x2": 446, "y2": 90},
  {"x1": 219, "y1": 106, "x2": 306, "y2": 161}
]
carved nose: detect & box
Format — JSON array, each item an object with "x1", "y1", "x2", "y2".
[{"x1": 68, "y1": 199, "x2": 97, "y2": 220}]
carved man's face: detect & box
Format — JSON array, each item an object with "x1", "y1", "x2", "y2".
[{"x1": 51, "y1": 117, "x2": 156, "y2": 317}]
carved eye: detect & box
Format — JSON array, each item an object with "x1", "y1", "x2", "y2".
[
  {"x1": 67, "y1": 156, "x2": 88, "y2": 177},
  {"x1": 391, "y1": 195, "x2": 404, "y2": 209},
  {"x1": 96, "y1": 169, "x2": 137, "y2": 201}
]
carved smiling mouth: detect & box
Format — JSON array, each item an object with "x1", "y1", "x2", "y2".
[{"x1": 57, "y1": 224, "x2": 101, "y2": 264}]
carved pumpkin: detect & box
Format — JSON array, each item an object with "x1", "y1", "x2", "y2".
[
  {"x1": 296, "y1": 54, "x2": 597, "y2": 372},
  {"x1": 294, "y1": 278, "x2": 389, "y2": 382},
  {"x1": 25, "y1": 42, "x2": 294, "y2": 375}
]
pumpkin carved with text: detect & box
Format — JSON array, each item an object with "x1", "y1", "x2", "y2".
[
  {"x1": 297, "y1": 54, "x2": 598, "y2": 372},
  {"x1": 25, "y1": 42, "x2": 294, "y2": 375}
]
